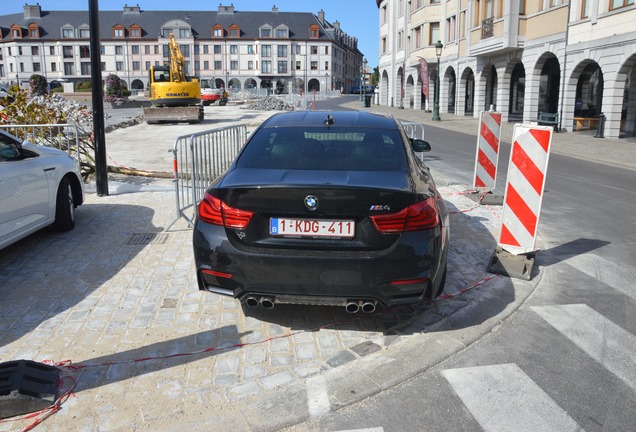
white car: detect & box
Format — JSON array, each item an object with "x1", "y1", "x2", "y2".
[{"x1": 0, "y1": 129, "x2": 84, "y2": 250}]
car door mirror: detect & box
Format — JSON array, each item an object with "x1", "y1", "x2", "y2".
[{"x1": 410, "y1": 139, "x2": 431, "y2": 153}]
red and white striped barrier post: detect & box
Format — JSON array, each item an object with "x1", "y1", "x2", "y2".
[
  {"x1": 488, "y1": 124, "x2": 553, "y2": 280},
  {"x1": 473, "y1": 111, "x2": 502, "y2": 191}
]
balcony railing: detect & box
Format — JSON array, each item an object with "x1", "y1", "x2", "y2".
[{"x1": 481, "y1": 17, "x2": 494, "y2": 39}]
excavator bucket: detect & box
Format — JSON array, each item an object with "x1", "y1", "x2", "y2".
[{"x1": 143, "y1": 106, "x2": 204, "y2": 124}]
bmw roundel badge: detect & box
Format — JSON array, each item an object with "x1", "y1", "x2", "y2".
[{"x1": 304, "y1": 195, "x2": 318, "y2": 210}]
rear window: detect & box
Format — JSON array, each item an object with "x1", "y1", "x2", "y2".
[{"x1": 237, "y1": 127, "x2": 407, "y2": 171}]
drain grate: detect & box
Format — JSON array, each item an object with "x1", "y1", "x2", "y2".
[{"x1": 127, "y1": 233, "x2": 169, "y2": 245}]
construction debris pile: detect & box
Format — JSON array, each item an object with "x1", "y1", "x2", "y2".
[{"x1": 243, "y1": 96, "x2": 296, "y2": 111}]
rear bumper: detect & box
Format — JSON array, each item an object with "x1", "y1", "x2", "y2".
[{"x1": 193, "y1": 222, "x2": 448, "y2": 307}]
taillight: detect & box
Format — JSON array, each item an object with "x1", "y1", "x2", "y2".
[
  {"x1": 371, "y1": 197, "x2": 438, "y2": 233},
  {"x1": 198, "y1": 192, "x2": 254, "y2": 229}
]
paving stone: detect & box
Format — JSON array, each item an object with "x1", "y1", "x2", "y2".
[
  {"x1": 350, "y1": 341, "x2": 382, "y2": 357},
  {"x1": 327, "y1": 350, "x2": 357, "y2": 367}
]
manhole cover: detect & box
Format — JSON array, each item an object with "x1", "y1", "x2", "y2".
[{"x1": 127, "y1": 233, "x2": 168, "y2": 245}]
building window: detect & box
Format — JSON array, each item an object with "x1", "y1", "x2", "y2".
[
  {"x1": 311, "y1": 46, "x2": 318, "y2": 55},
  {"x1": 214, "y1": 45, "x2": 222, "y2": 54},
  {"x1": 262, "y1": 60, "x2": 272, "y2": 73},
  {"x1": 100, "y1": 46, "x2": 105, "y2": 55},
  {"x1": 116, "y1": 61, "x2": 123, "y2": 71},
  {"x1": 33, "y1": 62, "x2": 41, "y2": 72},
  {"x1": 29, "y1": 27, "x2": 39, "y2": 38},
  {"x1": 325, "y1": 61, "x2": 329, "y2": 70},
  {"x1": 447, "y1": 16, "x2": 456, "y2": 42},
  {"x1": 63, "y1": 46, "x2": 73, "y2": 58},
  {"x1": 49, "y1": 46, "x2": 55, "y2": 55},
  {"x1": 230, "y1": 45, "x2": 238, "y2": 54},
  {"x1": 145, "y1": 61, "x2": 151, "y2": 70},
  {"x1": 229, "y1": 25, "x2": 240, "y2": 37},
  {"x1": 113, "y1": 27, "x2": 124, "y2": 38},
  {"x1": 180, "y1": 45, "x2": 190, "y2": 57},
  {"x1": 202, "y1": 61, "x2": 208, "y2": 70},
  {"x1": 381, "y1": 5, "x2": 387, "y2": 23},
  {"x1": 179, "y1": 28, "x2": 190, "y2": 38},
  {"x1": 260, "y1": 28, "x2": 272, "y2": 38},
  {"x1": 248, "y1": 60, "x2": 254, "y2": 70},
  {"x1": 132, "y1": 61, "x2": 140, "y2": 71},
  {"x1": 430, "y1": 22, "x2": 440, "y2": 45},
  {"x1": 309, "y1": 24, "x2": 319, "y2": 38},
  {"x1": 51, "y1": 62, "x2": 57, "y2": 72},
  {"x1": 230, "y1": 60, "x2": 238, "y2": 70},
  {"x1": 154, "y1": 46, "x2": 159, "y2": 54},
  {"x1": 131, "y1": 45, "x2": 139, "y2": 55},
  {"x1": 130, "y1": 28, "x2": 141, "y2": 38},
  {"x1": 213, "y1": 26, "x2": 223, "y2": 37},
  {"x1": 32, "y1": 46, "x2": 40, "y2": 56},
  {"x1": 79, "y1": 46, "x2": 90, "y2": 58},
  {"x1": 247, "y1": 45, "x2": 254, "y2": 54},
  {"x1": 311, "y1": 61, "x2": 318, "y2": 70},
  {"x1": 278, "y1": 45, "x2": 287, "y2": 57},
  {"x1": 64, "y1": 62, "x2": 75, "y2": 75},
  {"x1": 382, "y1": 37, "x2": 387, "y2": 54},
  {"x1": 101, "y1": 62, "x2": 106, "y2": 71},
  {"x1": 610, "y1": 0, "x2": 634, "y2": 9},
  {"x1": 62, "y1": 28, "x2": 74, "y2": 38},
  {"x1": 277, "y1": 28, "x2": 288, "y2": 38},
  {"x1": 214, "y1": 61, "x2": 222, "y2": 70},
  {"x1": 79, "y1": 28, "x2": 90, "y2": 38},
  {"x1": 278, "y1": 61, "x2": 287, "y2": 73},
  {"x1": 262, "y1": 45, "x2": 271, "y2": 57},
  {"x1": 81, "y1": 62, "x2": 91, "y2": 74},
  {"x1": 296, "y1": 61, "x2": 301, "y2": 70}
]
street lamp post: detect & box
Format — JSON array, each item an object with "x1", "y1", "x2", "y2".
[
  {"x1": 360, "y1": 58, "x2": 367, "y2": 105},
  {"x1": 432, "y1": 40, "x2": 443, "y2": 122}
]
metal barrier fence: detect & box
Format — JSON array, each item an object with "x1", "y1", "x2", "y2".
[
  {"x1": 169, "y1": 125, "x2": 248, "y2": 228},
  {"x1": 0, "y1": 123, "x2": 80, "y2": 160}
]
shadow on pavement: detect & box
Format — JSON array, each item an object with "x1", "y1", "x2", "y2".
[{"x1": 0, "y1": 202, "x2": 160, "y2": 348}]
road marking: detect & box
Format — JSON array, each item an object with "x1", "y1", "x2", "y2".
[
  {"x1": 533, "y1": 303, "x2": 636, "y2": 392},
  {"x1": 560, "y1": 254, "x2": 636, "y2": 299},
  {"x1": 442, "y1": 363, "x2": 583, "y2": 432},
  {"x1": 306, "y1": 375, "x2": 331, "y2": 418}
]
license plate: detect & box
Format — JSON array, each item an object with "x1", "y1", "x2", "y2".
[{"x1": 270, "y1": 218, "x2": 355, "y2": 238}]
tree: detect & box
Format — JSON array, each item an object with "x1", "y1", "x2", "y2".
[{"x1": 29, "y1": 74, "x2": 49, "y2": 96}]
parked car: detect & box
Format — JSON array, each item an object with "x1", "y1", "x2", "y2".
[
  {"x1": 0, "y1": 129, "x2": 84, "y2": 250},
  {"x1": 192, "y1": 110, "x2": 449, "y2": 313},
  {"x1": 199, "y1": 78, "x2": 228, "y2": 106}
]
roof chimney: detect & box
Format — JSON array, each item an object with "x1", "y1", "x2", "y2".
[
  {"x1": 317, "y1": 9, "x2": 325, "y2": 24},
  {"x1": 123, "y1": 4, "x2": 141, "y2": 14},
  {"x1": 23, "y1": 3, "x2": 42, "y2": 19},
  {"x1": 272, "y1": 5, "x2": 278, "y2": 12},
  {"x1": 218, "y1": 4, "x2": 235, "y2": 14},
  {"x1": 334, "y1": 20, "x2": 340, "y2": 29}
]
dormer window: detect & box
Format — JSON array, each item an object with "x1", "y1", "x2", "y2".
[
  {"x1": 112, "y1": 24, "x2": 125, "y2": 38},
  {"x1": 11, "y1": 25, "x2": 23, "y2": 39},
  {"x1": 309, "y1": 24, "x2": 319, "y2": 38},
  {"x1": 276, "y1": 26, "x2": 289, "y2": 38},
  {"x1": 61, "y1": 25, "x2": 74, "y2": 38},
  {"x1": 28, "y1": 23, "x2": 40, "y2": 38},
  {"x1": 129, "y1": 24, "x2": 142, "y2": 38},
  {"x1": 229, "y1": 24, "x2": 240, "y2": 38},
  {"x1": 259, "y1": 25, "x2": 273, "y2": 38},
  {"x1": 212, "y1": 24, "x2": 224, "y2": 37}
]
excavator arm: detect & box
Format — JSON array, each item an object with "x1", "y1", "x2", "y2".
[{"x1": 168, "y1": 33, "x2": 187, "y2": 83}]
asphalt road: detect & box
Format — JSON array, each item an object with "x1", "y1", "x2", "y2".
[{"x1": 288, "y1": 98, "x2": 636, "y2": 431}]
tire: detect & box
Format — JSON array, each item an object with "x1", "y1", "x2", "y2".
[
  {"x1": 435, "y1": 264, "x2": 447, "y2": 298},
  {"x1": 53, "y1": 176, "x2": 76, "y2": 231}
]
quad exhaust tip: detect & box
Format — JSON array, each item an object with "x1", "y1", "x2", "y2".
[{"x1": 346, "y1": 301, "x2": 377, "y2": 314}]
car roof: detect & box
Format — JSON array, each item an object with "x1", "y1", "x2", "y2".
[{"x1": 261, "y1": 110, "x2": 400, "y2": 130}]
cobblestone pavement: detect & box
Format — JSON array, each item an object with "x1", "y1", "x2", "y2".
[{"x1": 4, "y1": 96, "x2": 628, "y2": 431}]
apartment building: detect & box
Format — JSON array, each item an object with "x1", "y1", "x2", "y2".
[
  {"x1": 377, "y1": 0, "x2": 636, "y2": 138},
  {"x1": 0, "y1": 4, "x2": 364, "y2": 95}
]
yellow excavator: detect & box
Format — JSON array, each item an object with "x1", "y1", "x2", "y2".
[{"x1": 144, "y1": 33, "x2": 203, "y2": 124}]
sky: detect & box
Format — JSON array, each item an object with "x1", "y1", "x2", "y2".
[{"x1": 0, "y1": 0, "x2": 380, "y2": 67}]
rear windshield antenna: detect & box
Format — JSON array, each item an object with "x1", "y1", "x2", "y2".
[{"x1": 324, "y1": 114, "x2": 334, "y2": 125}]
